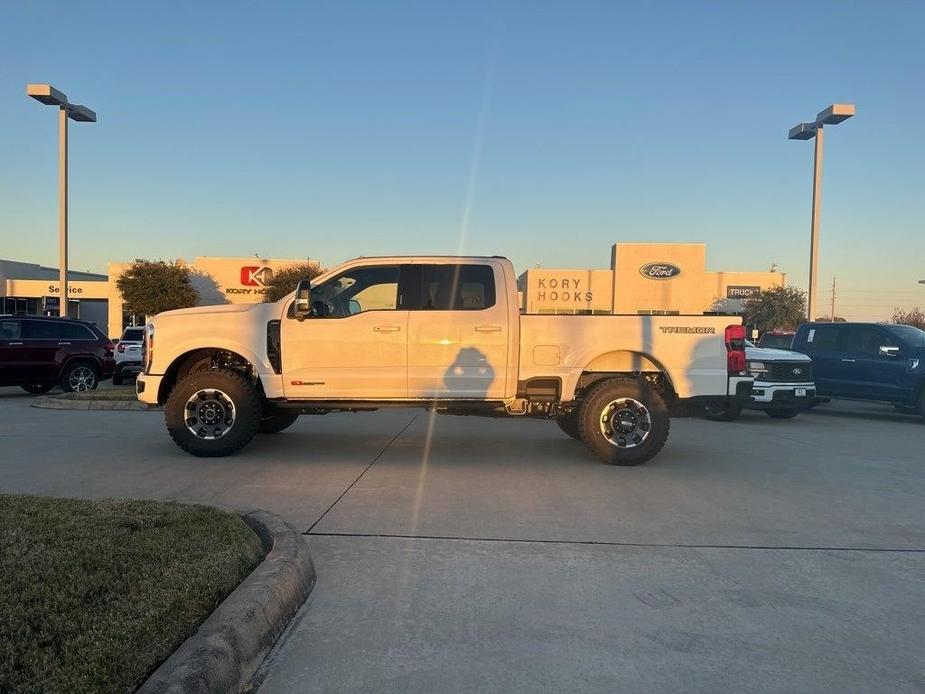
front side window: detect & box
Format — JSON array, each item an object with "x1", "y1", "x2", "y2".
[
  {"x1": 24, "y1": 321, "x2": 65, "y2": 340},
  {"x1": 0, "y1": 320, "x2": 21, "y2": 340},
  {"x1": 416, "y1": 264, "x2": 496, "y2": 311},
  {"x1": 309, "y1": 265, "x2": 399, "y2": 318},
  {"x1": 841, "y1": 326, "x2": 890, "y2": 356}
]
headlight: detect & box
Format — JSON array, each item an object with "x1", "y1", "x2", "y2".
[
  {"x1": 143, "y1": 324, "x2": 154, "y2": 373},
  {"x1": 747, "y1": 361, "x2": 768, "y2": 377}
]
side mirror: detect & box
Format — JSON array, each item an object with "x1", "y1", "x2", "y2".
[
  {"x1": 293, "y1": 279, "x2": 312, "y2": 321},
  {"x1": 348, "y1": 299, "x2": 361, "y2": 315},
  {"x1": 879, "y1": 345, "x2": 900, "y2": 358}
]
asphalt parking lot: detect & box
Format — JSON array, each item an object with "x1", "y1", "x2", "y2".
[{"x1": 1, "y1": 389, "x2": 923, "y2": 692}]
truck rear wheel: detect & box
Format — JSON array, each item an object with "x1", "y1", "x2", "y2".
[
  {"x1": 165, "y1": 368, "x2": 261, "y2": 457},
  {"x1": 577, "y1": 379, "x2": 669, "y2": 466},
  {"x1": 555, "y1": 410, "x2": 581, "y2": 440},
  {"x1": 703, "y1": 399, "x2": 742, "y2": 422}
]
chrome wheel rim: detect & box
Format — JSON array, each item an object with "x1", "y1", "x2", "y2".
[
  {"x1": 185, "y1": 389, "x2": 236, "y2": 440},
  {"x1": 599, "y1": 398, "x2": 651, "y2": 448},
  {"x1": 69, "y1": 366, "x2": 96, "y2": 391}
]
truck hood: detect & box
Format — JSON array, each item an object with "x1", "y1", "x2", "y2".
[
  {"x1": 745, "y1": 345, "x2": 812, "y2": 362},
  {"x1": 156, "y1": 303, "x2": 260, "y2": 318}
]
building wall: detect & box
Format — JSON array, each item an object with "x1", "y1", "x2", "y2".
[
  {"x1": 107, "y1": 256, "x2": 308, "y2": 337},
  {"x1": 518, "y1": 269, "x2": 614, "y2": 314},
  {"x1": 520, "y1": 243, "x2": 787, "y2": 315}
]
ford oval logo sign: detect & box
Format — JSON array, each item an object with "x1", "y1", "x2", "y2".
[{"x1": 640, "y1": 262, "x2": 682, "y2": 280}]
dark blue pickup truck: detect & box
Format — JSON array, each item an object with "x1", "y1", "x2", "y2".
[{"x1": 791, "y1": 322, "x2": 925, "y2": 417}]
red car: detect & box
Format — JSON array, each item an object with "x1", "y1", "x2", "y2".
[{"x1": 0, "y1": 315, "x2": 115, "y2": 393}]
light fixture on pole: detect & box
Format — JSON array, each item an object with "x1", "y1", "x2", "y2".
[
  {"x1": 789, "y1": 103, "x2": 855, "y2": 322},
  {"x1": 26, "y1": 83, "x2": 97, "y2": 318}
]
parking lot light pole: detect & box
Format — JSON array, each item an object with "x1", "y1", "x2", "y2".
[
  {"x1": 789, "y1": 103, "x2": 855, "y2": 322},
  {"x1": 26, "y1": 84, "x2": 97, "y2": 317}
]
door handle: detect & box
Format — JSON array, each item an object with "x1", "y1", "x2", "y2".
[
  {"x1": 57, "y1": 342, "x2": 71, "y2": 345},
  {"x1": 9, "y1": 342, "x2": 23, "y2": 346},
  {"x1": 840, "y1": 358, "x2": 856, "y2": 363},
  {"x1": 373, "y1": 325, "x2": 401, "y2": 333},
  {"x1": 475, "y1": 325, "x2": 502, "y2": 333}
]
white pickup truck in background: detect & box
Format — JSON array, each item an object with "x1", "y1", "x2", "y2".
[{"x1": 137, "y1": 256, "x2": 752, "y2": 464}]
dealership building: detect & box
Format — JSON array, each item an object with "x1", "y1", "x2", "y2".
[
  {"x1": 518, "y1": 242, "x2": 786, "y2": 315},
  {"x1": 2, "y1": 242, "x2": 785, "y2": 336},
  {"x1": 0, "y1": 256, "x2": 306, "y2": 337}
]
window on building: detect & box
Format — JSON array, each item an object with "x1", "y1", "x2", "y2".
[{"x1": 637, "y1": 309, "x2": 680, "y2": 316}]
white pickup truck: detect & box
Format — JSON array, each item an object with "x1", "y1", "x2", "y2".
[{"x1": 137, "y1": 256, "x2": 752, "y2": 464}]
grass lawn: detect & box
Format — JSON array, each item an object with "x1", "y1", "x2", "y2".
[{"x1": 0, "y1": 495, "x2": 265, "y2": 693}]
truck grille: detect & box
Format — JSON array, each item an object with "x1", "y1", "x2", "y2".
[{"x1": 767, "y1": 362, "x2": 813, "y2": 382}]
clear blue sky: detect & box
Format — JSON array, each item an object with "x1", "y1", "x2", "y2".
[{"x1": 2, "y1": 0, "x2": 923, "y2": 319}]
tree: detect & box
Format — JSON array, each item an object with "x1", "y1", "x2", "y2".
[
  {"x1": 741, "y1": 285, "x2": 807, "y2": 333},
  {"x1": 261, "y1": 261, "x2": 324, "y2": 303},
  {"x1": 891, "y1": 306, "x2": 925, "y2": 330},
  {"x1": 116, "y1": 260, "x2": 199, "y2": 317}
]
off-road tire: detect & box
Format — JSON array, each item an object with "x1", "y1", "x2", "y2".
[
  {"x1": 703, "y1": 399, "x2": 742, "y2": 422},
  {"x1": 259, "y1": 409, "x2": 300, "y2": 434},
  {"x1": 577, "y1": 378, "x2": 669, "y2": 466},
  {"x1": 21, "y1": 383, "x2": 54, "y2": 395},
  {"x1": 112, "y1": 367, "x2": 124, "y2": 386},
  {"x1": 59, "y1": 361, "x2": 99, "y2": 392},
  {"x1": 165, "y1": 368, "x2": 261, "y2": 457},
  {"x1": 765, "y1": 408, "x2": 799, "y2": 419},
  {"x1": 555, "y1": 410, "x2": 581, "y2": 440}
]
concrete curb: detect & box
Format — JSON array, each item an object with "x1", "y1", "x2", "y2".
[
  {"x1": 137, "y1": 510, "x2": 316, "y2": 694},
  {"x1": 32, "y1": 395, "x2": 158, "y2": 411}
]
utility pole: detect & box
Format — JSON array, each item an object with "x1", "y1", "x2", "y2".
[{"x1": 830, "y1": 276, "x2": 837, "y2": 321}]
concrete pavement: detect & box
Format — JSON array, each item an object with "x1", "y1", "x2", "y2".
[{"x1": 1, "y1": 388, "x2": 923, "y2": 692}]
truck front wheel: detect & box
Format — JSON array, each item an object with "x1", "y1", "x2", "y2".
[
  {"x1": 165, "y1": 369, "x2": 262, "y2": 457},
  {"x1": 577, "y1": 379, "x2": 669, "y2": 466},
  {"x1": 555, "y1": 410, "x2": 581, "y2": 440},
  {"x1": 259, "y1": 408, "x2": 300, "y2": 434}
]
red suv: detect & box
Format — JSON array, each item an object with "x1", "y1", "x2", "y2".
[{"x1": 0, "y1": 316, "x2": 115, "y2": 393}]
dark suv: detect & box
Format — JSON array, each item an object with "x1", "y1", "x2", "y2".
[
  {"x1": 0, "y1": 316, "x2": 115, "y2": 393},
  {"x1": 791, "y1": 322, "x2": 925, "y2": 418}
]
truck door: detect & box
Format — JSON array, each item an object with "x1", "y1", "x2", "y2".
[
  {"x1": 405, "y1": 262, "x2": 509, "y2": 400},
  {"x1": 280, "y1": 263, "x2": 408, "y2": 399},
  {"x1": 0, "y1": 319, "x2": 25, "y2": 385},
  {"x1": 798, "y1": 325, "x2": 844, "y2": 396},
  {"x1": 837, "y1": 325, "x2": 906, "y2": 400}
]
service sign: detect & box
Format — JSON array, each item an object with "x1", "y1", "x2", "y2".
[
  {"x1": 639, "y1": 262, "x2": 681, "y2": 280},
  {"x1": 726, "y1": 285, "x2": 761, "y2": 299}
]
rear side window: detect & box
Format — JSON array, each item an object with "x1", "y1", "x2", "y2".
[
  {"x1": 0, "y1": 320, "x2": 21, "y2": 339},
  {"x1": 416, "y1": 264, "x2": 496, "y2": 311},
  {"x1": 24, "y1": 321, "x2": 94, "y2": 340},
  {"x1": 804, "y1": 326, "x2": 840, "y2": 350},
  {"x1": 24, "y1": 321, "x2": 65, "y2": 339}
]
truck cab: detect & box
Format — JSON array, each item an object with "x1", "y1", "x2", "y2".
[
  {"x1": 791, "y1": 322, "x2": 925, "y2": 416},
  {"x1": 137, "y1": 255, "x2": 752, "y2": 463}
]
